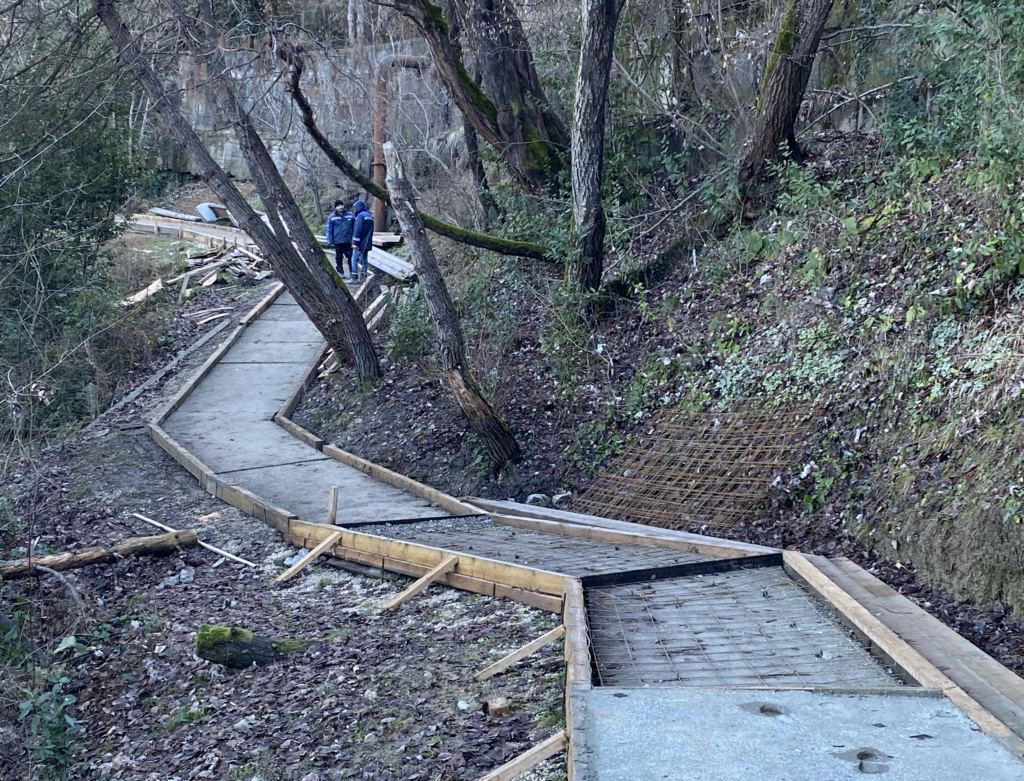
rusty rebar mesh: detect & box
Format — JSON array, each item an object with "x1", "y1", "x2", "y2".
[{"x1": 573, "y1": 408, "x2": 807, "y2": 532}]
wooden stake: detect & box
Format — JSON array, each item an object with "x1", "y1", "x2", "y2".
[
  {"x1": 275, "y1": 530, "x2": 342, "y2": 583},
  {"x1": 383, "y1": 554, "x2": 458, "y2": 610},
  {"x1": 478, "y1": 731, "x2": 568, "y2": 781},
  {"x1": 327, "y1": 487, "x2": 340, "y2": 525},
  {"x1": 474, "y1": 624, "x2": 566, "y2": 681}
]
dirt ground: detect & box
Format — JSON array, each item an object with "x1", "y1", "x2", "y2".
[{"x1": 0, "y1": 280, "x2": 566, "y2": 781}]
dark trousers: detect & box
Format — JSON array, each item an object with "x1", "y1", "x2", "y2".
[{"x1": 333, "y1": 244, "x2": 353, "y2": 273}]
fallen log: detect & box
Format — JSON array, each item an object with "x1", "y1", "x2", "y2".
[
  {"x1": 196, "y1": 624, "x2": 312, "y2": 668},
  {"x1": 0, "y1": 530, "x2": 198, "y2": 579}
]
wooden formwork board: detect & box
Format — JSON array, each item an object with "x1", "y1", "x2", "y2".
[
  {"x1": 487, "y1": 511, "x2": 775, "y2": 562},
  {"x1": 563, "y1": 579, "x2": 591, "y2": 781},
  {"x1": 283, "y1": 533, "x2": 563, "y2": 613},
  {"x1": 465, "y1": 498, "x2": 777, "y2": 559},
  {"x1": 785, "y1": 551, "x2": 1024, "y2": 755},
  {"x1": 287, "y1": 518, "x2": 568, "y2": 597}
]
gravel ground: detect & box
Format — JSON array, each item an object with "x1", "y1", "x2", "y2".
[{"x1": 0, "y1": 288, "x2": 567, "y2": 781}]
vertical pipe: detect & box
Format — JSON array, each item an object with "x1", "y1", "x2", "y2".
[{"x1": 372, "y1": 55, "x2": 430, "y2": 229}]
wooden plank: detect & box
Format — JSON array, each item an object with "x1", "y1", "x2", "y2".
[
  {"x1": 488, "y1": 511, "x2": 774, "y2": 562},
  {"x1": 383, "y1": 554, "x2": 458, "y2": 610},
  {"x1": 478, "y1": 731, "x2": 568, "y2": 781},
  {"x1": 321, "y1": 444, "x2": 475, "y2": 517},
  {"x1": 825, "y1": 557, "x2": 1024, "y2": 740},
  {"x1": 275, "y1": 414, "x2": 324, "y2": 451},
  {"x1": 366, "y1": 247, "x2": 414, "y2": 280},
  {"x1": 275, "y1": 531, "x2": 342, "y2": 583},
  {"x1": 286, "y1": 520, "x2": 568, "y2": 598},
  {"x1": 464, "y1": 497, "x2": 778, "y2": 558},
  {"x1": 474, "y1": 624, "x2": 565, "y2": 681},
  {"x1": 327, "y1": 487, "x2": 340, "y2": 525},
  {"x1": 784, "y1": 551, "x2": 1024, "y2": 753},
  {"x1": 166, "y1": 257, "x2": 232, "y2": 284},
  {"x1": 285, "y1": 538, "x2": 563, "y2": 612},
  {"x1": 562, "y1": 579, "x2": 592, "y2": 690},
  {"x1": 122, "y1": 278, "x2": 164, "y2": 306}
]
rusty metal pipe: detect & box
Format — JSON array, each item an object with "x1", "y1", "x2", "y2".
[{"x1": 373, "y1": 54, "x2": 429, "y2": 227}]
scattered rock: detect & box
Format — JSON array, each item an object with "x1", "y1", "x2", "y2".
[
  {"x1": 526, "y1": 493, "x2": 551, "y2": 507},
  {"x1": 552, "y1": 492, "x2": 571, "y2": 507},
  {"x1": 179, "y1": 567, "x2": 195, "y2": 584}
]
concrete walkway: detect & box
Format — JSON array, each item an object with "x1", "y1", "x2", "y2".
[{"x1": 163, "y1": 291, "x2": 442, "y2": 525}]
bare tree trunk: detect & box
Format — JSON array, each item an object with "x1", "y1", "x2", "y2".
[
  {"x1": 168, "y1": 0, "x2": 381, "y2": 382},
  {"x1": 389, "y1": 0, "x2": 566, "y2": 192},
  {"x1": 348, "y1": 0, "x2": 358, "y2": 44},
  {"x1": 464, "y1": 120, "x2": 499, "y2": 226},
  {"x1": 281, "y1": 49, "x2": 550, "y2": 261},
  {"x1": 738, "y1": 0, "x2": 834, "y2": 196},
  {"x1": 567, "y1": 0, "x2": 627, "y2": 310},
  {"x1": 461, "y1": 0, "x2": 570, "y2": 192},
  {"x1": 94, "y1": 0, "x2": 361, "y2": 370},
  {"x1": 383, "y1": 142, "x2": 521, "y2": 468}
]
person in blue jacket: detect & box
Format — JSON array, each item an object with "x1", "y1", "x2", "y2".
[
  {"x1": 351, "y1": 199, "x2": 374, "y2": 282},
  {"x1": 325, "y1": 199, "x2": 354, "y2": 279}
]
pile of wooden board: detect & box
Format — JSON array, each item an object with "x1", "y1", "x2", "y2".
[{"x1": 122, "y1": 248, "x2": 273, "y2": 307}]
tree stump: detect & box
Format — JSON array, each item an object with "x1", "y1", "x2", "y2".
[{"x1": 196, "y1": 624, "x2": 312, "y2": 668}]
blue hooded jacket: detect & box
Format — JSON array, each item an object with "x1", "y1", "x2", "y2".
[
  {"x1": 325, "y1": 206, "x2": 354, "y2": 245},
  {"x1": 351, "y1": 200, "x2": 374, "y2": 252}
]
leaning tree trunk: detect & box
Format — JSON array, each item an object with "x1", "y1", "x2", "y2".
[
  {"x1": 567, "y1": 0, "x2": 627, "y2": 311},
  {"x1": 389, "y1": 0, "x2": 566, "y2": 192},
  {"x1": 383, "y1": 142, "x2": 522, "y2": 468},
  {"x1": 196, "y1": 624, "x2": 312, "y2": 668},
  {"x1": 95, "y1": 0, "x2": 380, "y2": 381},
  {"x1": 169, "y1": 0, "x2": 382, "y2": 382},
  {"x1": 738, "y1": 0, "x2": 834, "y2": 197}
]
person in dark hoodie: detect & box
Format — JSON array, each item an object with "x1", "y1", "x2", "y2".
[
  {"x1": 325, "y1": 199, "x2": 355, "y2": 280},
  {"x1": 350, "y1": 199, "x2": 374, "y2": 282}
]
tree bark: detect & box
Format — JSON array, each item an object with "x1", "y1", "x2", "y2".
[
  {"x1": 174, "y1": 0, "x2": 382, "y2": 383},
  {"x1": 0, "y1": 531, "x2": 198, "y2": 579},
  {"x1": 281, "y1": 50, "x2": 550, "y2": 261},
  {"x1": 348, "y1": 0, "x2": 359, "y2": 44},
  {"x1": 388, "y1": 0, "x2": 566, "y2": 192},
  {"x1": 95, "y1": 0, "x2": 380, "y2": 382},
  {"x1": 567, "y1": 0, "x2": 627, "y2": 310},
  {"x1": 383, "y1": 142, "x2": 522, "y2": 468},
  {"x1": 196, "y1": 624, "x2": 312, "y2": 668},
  {"x1": 460, "y1": 0, "x2": 570, "y2": 192},
  {"x1": 738, "y1": 0, "x2": 834, "y2": 196}
]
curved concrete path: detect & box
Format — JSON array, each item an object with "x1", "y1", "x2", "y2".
[{"x1": 162, "y1": 290, "x2": 443, "y2": 525}]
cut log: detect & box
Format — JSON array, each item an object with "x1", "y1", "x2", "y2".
[
  {"x1": 0, "y1": 530, "x2": 198, "y2": 579},
  {"x1": 196, "y1": 624, "x2": 312, "y2": 668}
]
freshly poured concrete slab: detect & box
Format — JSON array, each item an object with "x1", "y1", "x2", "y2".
[
  {"x1": 168, "y1": 365, "x2": 299, "y2": 420},
  {"x1": 160, "y1": 295, "x2": 447, "y2": 525},
  {"x1": 583, "y1": 687, "x2": 1024, "y2": 780}
]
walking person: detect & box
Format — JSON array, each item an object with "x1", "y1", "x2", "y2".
[
  {"x1": 325, "y1": 199, "x2": 355, "y2": 280},
  {"x1": 351, "y1": 199, "x2": 374, "y2": 282}
]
